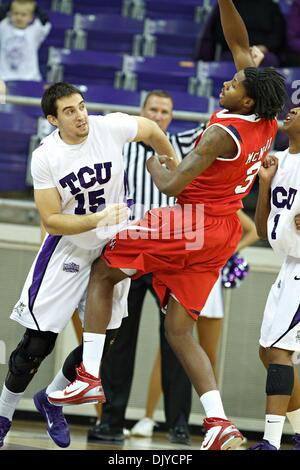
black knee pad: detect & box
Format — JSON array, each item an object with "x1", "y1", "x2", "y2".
[
  {"x1": 62, "y1": 344, "x2": 83, "y2": 382},
  {"x1": 266, "y1": 363, "x2": 294, "y2": 396},
  {"x1": 7, "y1": 329, "x2": 57, "y2": 381}
]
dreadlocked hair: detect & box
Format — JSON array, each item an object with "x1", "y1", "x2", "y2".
[{"x1": 243, "y1": 67, "x2": 287, "y2": 120}]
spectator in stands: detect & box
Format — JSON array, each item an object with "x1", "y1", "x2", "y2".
[
  {"x1": 0, "y1": 0, "x2": 51, "y2": 81},
  {"x1": 286, "y1": 0, "x2": 300, "y2": 66},
  {"x1": 195, "y1": 0, "x2": 286, "y2": 67}
]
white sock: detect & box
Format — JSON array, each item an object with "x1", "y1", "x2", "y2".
[
  {"x1": 200, "y1": 390, "x2": 227, "y2": 419},
  {"x1": 83, "y1": 332, "x2": 106, "y2": 377},
  {"x1": 46, "y1": 369, "x2": 70, "y2": 395},
  {"x1": 263, "y1": 414, "x2": 285, "y2": 449},
  {"x1": 286, "y1": 408, "x2": 300, "y2": 434},
  {"x1": 0, "y1": 385, "x2": 23, "y2": 421}
]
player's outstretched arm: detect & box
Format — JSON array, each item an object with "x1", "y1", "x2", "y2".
[
  {"x1": 147, "y1": 126, "x2": 236, "y2": 197},
  {"x1": 133, "y1": 116, "x2": 178, "y2": 164},
  {"x1": 218, "y1": 0, "x2": 255, "y2": 71}
]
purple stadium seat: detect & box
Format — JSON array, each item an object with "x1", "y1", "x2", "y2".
[
  {"x1": 197, "y1": 61, "x2": 236, "y2": 97},
  {"x1": 0, "y1": 111, "x2": 37, "y2": 190},
  {"x1": 135, "y1": 0, "x2": 206, "y2": 21},
  {"x1": 74, "y1": 14, "x2": 143, "y2": 54},
  {"x1": 47, "y1": 48, "x2": 123, "y2": 85},
  {"x1": 39, "y1": 11, "x2": 74, "y2": 75},
  {"x1": 71, "y1": 0, "x2": 127, "y2": 16},
  {"x1": 36, "y1": 0, "x2": 53, "y2": 9},
  {"x1": 0, "y1": 112, "x2": 37, "y2": 153},
  {"x1": 170, "y1": 90, "x2": 210, "y2": 113},
  {"x1": 5, "y1": 81, "x2": 47, "y2": 117},
  {"x1": 122, "y1": 55, "x2": 196, "y2": 92},
  {"x1": 0, "y1": 153, "x2": 29, "y2": 191},
  {"x1": 6, "y1": 80, "x2": 46, "y2": 98},
  {"x1": 168, "y1": 119, "x2": 201, "y2": 134},
  {"x1": 166, "y1": 90, "x2": 211, "y2": 133},
  {"x1": 143, "y1": 19, "x2": 202, "y2": 58},
  {"x1": 77, "y1": 84, "x2": 141, "y2": 107}
]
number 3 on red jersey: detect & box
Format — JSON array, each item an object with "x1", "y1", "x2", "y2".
[{"x1": 235, "y1": 162, "x2": 261, "y2": 195}]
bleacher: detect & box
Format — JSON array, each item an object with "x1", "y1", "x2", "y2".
[{"x1": 0, "y1": 0, "x2": 296, "y2": 194}]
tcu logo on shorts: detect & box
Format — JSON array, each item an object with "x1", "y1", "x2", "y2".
[{"x1": 272, "y1": 186, "x2": 298, "y2": 210}]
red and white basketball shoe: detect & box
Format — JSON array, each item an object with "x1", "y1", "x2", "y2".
[
  {"x1": 48, "y1": 363, "x2": 106, "y2": 406},
  {"x1": 200, "y1": 417, "x2": 244, "y2": 450}
]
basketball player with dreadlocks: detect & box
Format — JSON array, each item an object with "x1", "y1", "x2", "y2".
[{"x1": 48, "y1": 0, "x2": 287, "y2": 450}]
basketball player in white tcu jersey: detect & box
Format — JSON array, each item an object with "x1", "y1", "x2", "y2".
[
  {"x1": 0, "y1": 82, "x2": 177, "y2": 448},
  {"x1": 249, "y1": 107, "x2": 300, "y2": 450}
]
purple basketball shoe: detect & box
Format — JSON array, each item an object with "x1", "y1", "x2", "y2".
[
  {"x1": 248, "y1": 439, "x2": 277, "y2": 450},
  {"x1": 292, "y1": 434, "x2": 300, "y2": 450},
  {"x1": 33, "y1": 388, "x2": 70, "y2": 448},
  {"x1": 0, "y1": 416, "x2": 11, "y2": 448}
]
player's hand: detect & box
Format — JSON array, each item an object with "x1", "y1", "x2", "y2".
[
  {"x1": 250, "y1": 45, "x2": 265, "y2": 67},
  {"x1": 95, "y1": 203, "x2": 128, "y2": 227},
  {"x1": 158, "y1": 154, "x2": 177, "y2": 170},
  {"x1": 146, "y1": 154, "x2": 158, "y2": 172},
  {"x1": 295, "y1": 214, "x2": 300, "y2": 231},
  {"x1": 258, "y1": 155, "x2": 278, "y2": 182}
]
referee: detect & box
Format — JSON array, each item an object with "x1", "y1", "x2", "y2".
[{"x1": 88, "y1": 90, "x2": 203, "y2": 445}]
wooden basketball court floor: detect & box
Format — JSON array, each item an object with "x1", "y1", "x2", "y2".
[
  {"x1": 1, "y1": 420, "x2": 293, "y2": 451},
  {"x1": 1, "y1": 420, "x2": 245, "y2": 451}
]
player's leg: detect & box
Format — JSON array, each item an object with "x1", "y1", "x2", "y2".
[
  {"x1": 159, "y1": 310, "x2": 191, "y2": 444},
  {"x1": 249, "y1": 347, "x2": 294, "y2": 450},
  {"x1": 196, "y1": 276, "x2": 224, "y2": 378},
  {"x1": 0, "y1": 328, "x2": 58, "y2": 447},
  {"x1": 89, "y1": 277, "x2": 148, "y2": 442},
  {"x1": 197, "y1": 318, "x2": 223, "y2": 379},
  {"x1": 254, "y1": 346, "x2": 300, "y2": 450},
  {"x1": 48, "y1": 258, "x2": 129, "y2": 406},
  {"x1": 164, "y1": 296, "x2": 243, "y2": 450}
]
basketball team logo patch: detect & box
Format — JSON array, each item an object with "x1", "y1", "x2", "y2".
[
  {"x1": 13, "y1": 301, "x2": 26, "y2": 317},
  {"x1": 63, "y1": 262, "x2": 80, "y2": 273}
]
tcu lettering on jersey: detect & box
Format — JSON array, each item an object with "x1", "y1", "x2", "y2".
[
  {"x1": 272, "y1": 186, "x2": 298, "y2": 210},
  {"x1": 59, "y1": 162, "x2": 112, "y2": 195}
]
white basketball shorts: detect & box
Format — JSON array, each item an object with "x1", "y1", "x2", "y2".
[
  {"x1": 10, "y1": 234, "x2": 130, "y2": 333},
  {"x1": 260, "y1": 256, "x2": 300, "y2": 351}
]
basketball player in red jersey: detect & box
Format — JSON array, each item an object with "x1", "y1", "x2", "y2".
[{"x1": 49, "y1": 0, "x2": 287, "y2": 450}]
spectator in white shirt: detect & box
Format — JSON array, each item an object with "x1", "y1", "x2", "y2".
[{"x1": 0, "y1": 0, "x2": 51, "y2": 81}]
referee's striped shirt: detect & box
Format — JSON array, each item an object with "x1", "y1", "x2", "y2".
[{"x1": 124, "y1": 126, "x2": 203, "y2": 220}]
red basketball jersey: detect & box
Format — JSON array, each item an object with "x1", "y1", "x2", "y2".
[{"x1": 177, "y1": 109, "x2": 278, "y2": 215}]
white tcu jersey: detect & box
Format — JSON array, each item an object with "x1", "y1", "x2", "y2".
[
  {"x1": 0, "y1": 17, "x2": 51, "y2": 81},
  {"x1": 267, "y1": 149, "x2": 300, "y2": 258},
  {"x1": 32, "y1": 112, "x2": 138, "y2": 249}
]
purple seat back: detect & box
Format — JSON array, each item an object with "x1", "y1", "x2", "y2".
[
  {"x1": 49, "y1": 48, "x2": 123, "y2": 85},
  {"x1": 72, "y1": 0, "x2": 125, "y2": 15},
  {"x1": 77, "y1": 84, "x2": 141, "y2": 107},
  {"x1": 142, "y1": 0, "x2": 205, "y2": 21},
  {"x1": 76, "y1": 14, "x2": 143, "y2": 53},
  {"x1": 125, "y1": 55, "x2": 196, "y2": 92}
]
